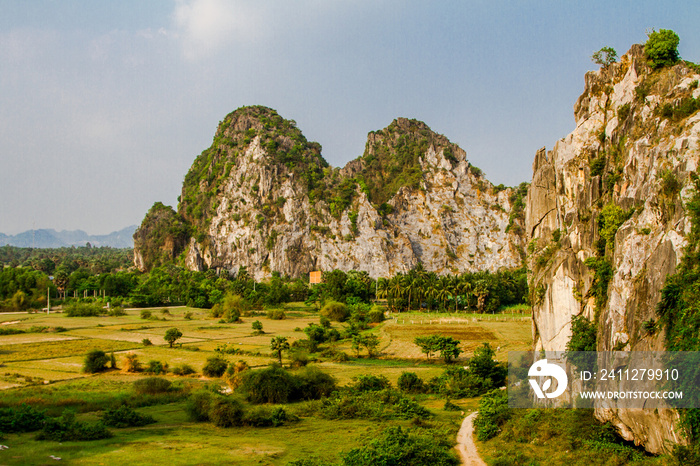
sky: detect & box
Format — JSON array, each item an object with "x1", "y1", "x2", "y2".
[{"x1": 1, "y1": 1, "x2": 699, "y2": 235}]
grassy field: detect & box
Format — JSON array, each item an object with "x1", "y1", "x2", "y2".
[{"x1": 0, "y1": 304, "x2": 531, "y2": 464}]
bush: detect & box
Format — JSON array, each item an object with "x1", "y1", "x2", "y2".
[
  {"x1": 353, "y1": 374, "x2": 391, "y2": 392},
  {"x1": 368, "y1": 305, "x2": 385, "y2": 323},
  {"x1": 239, "y1": 364, "x2": 297, "y2": 404},
  {"x1": 64, "y1": 302, "x2": 104, "y2": 317},
  {"x1": 144, "y1": 360, "x2": 168, "y2": 375},
  {"x1": 473, "y1": 389, "x2": 512, "y2": 441},
  {"x1": 266, "y1": 309, "x2": 286, "y2": 320},
  {"x1": 209, "y1": 398, "x2": 244, "y2": 428},
  {"x1": 185, "y1": 390, "x2": 214, "y2": 422},
  {"x1": 140, "y1": 310, "x2": 152, "y2": 319},
  {"x1": 122, "y1": 353, "x2": 142, "y2": 373},
  {"x1": 342, "y1": 426, "x2": 459, "y2": 466},
  {"x1": 252, "y1": 320, "x2": 264, "y2": 334},
  {"x1": 295, "y1": 365, "x2": 337, "y2": 400},
  {"x1": 244, "y1": 406, "x2": 296, "y2": 427},
  {"x1": 202, "y1": 355, "x2": 228, "y2": 378},
  {"x1": 83, "y1": 350, "x2": 110, "y2": 373},
  {"x1": 184, "y1": 311, "x2": 193, "y2": 320},
  {"x1": 36, "y1": 410, "x2": 112, "y2": 442},
  {"x1": 398, "y1": 372, "x2": 424, "y2": 393},
  {"x1": 101, "y1": 405, "x2": 156, "y2": 428},
  {"x1": 142, "y1": 338, "x2": 153, "y2": 346},
  {"x1": 224, "y1": 360, "x2": 250, "y2": 389},
  {"x1": 0, "y1": 404, "x2": 47, "y2": 433},
  {"x1": 171, "y1": 363, "x2": 196, "y2": 376},
  {"x1": 320, "y1": 301, "x2": 348, "y2": 322},
  {"x1": 108, "y1": 307, "x2": 126, "y2": 317},
  {"x1": 133, "y1": 377, "x2": 172, "y2": 395}
]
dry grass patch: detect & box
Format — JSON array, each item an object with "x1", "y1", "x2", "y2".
[{"x1": 0, "y1": 338, "x2": 139, "y2": 362}]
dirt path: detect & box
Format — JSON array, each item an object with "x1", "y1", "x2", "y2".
[{"x1": 456, "y1": 412, "x2": 487, "y2": 466}]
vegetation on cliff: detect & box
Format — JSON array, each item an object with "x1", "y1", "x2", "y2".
[{"x1": 133, "y1": 202, "x2": 190, "y2": 272}]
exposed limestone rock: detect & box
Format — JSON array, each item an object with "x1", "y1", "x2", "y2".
[
  {"x1": 527, "y1": 44, "x2": 700, "y2": 453},
  {"x1": 135, "y1": 108, "x2": 525, "y2": 280}
]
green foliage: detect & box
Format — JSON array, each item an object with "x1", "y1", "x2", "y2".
[
  {"x1": 100, "y1": 404, "x2": 156, "y2": 428},
  {"x1": 645, "y1": 29, "x2": 680, "y2": 68},
  {"x1": 140, "y1": 309, "x2": 152, "y2": 319},
  {"x1": 352, "y1": 374, "x2": 392, "y2": 392},
  {"x1": 584, "y1": 257, "x2": 613, "y2": 311},
  {"x1": 473, "y1": 389, "x2": 511, "y2": 441},
  {"x1": 658, "y1": 97, "x2": 700, "y2": 121},
  {"x1": 591, "y1": 47, "x2": 618, "y2": 67},
  {"x1": 271, "y1": 336, "x2": 290, "y2": 364},
  {"x1": 617, "y1": 102, "x2": 631, "y2": 122},
  {"x1": 185, "y1": 390, "x2": 214, "y2": 422},
  {"x1": 320, "y1": 300, "x2": 349, "y2": 322},
  {"x1": 252, "y1": 320, "x2": 264, "y2": 334},
  {"x1": 36, "y1": 410, "x2": 112, "y2": 442},
  {"x1": 598, "y1": 203, "x2": 633, "y2": 251},
  {"x1": 202, "y1": 355, "x2": 228, "y2": 378},
  {"x1": 171, "y1": 363, "x2": 196, "y2": 376},
  {"x1": 65, "y1": 302, "x2": 104, "y2": 317},
  {"x1": 83, "y1": 349, "x2": 110, "y2": 373},
  {"x1": 342, "y1": 426, "x2": 459, "y2": 466},
  {"x1": 164, "y1": 327, "x2": 183, "y2": 347},
  {"x1": 267, "y1": 309, "x2": 286, "y2": 320},
  {"x1": 133, "y1": 202, "x2": 190, "y2": 272},
  {"x1": 239, "y1": 364, "x2": 297, "y2": 404},
  {"x1": 506, "y1": 182, "x2": 529, "y2": 235},
  {"x1": 133, "y1": 377, "x2": 172, "y2": 395},
  {"x1": 209, "y1": 397, "x2": 245, "y2": 427},
  {"x1": 0, "y1": 404, "x2": 47, "y2": 433},
  {"x1": 414, "y1": 335, "x2": 462, "y2": 362},
  {"x1": 144, "y1": 360, "x2": 168, "y2": 375},
  {"x1": 397, "y1": 372, "x2": 424, "y2": 393}
]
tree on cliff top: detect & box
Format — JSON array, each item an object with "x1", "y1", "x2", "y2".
[{"x1": 645, "y1": 29, "x2": 680, "y2": 68}]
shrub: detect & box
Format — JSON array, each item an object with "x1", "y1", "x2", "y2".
[
  {"x1": 122, "y1": 353, "x2": 142, "y2": 373},
  {"x1": 0, "y1": 404, "x2": 47, "y2": 433},
  {"x1": 36, "y1": 410, "x2": 112, "y2": 442},
  {"x1": 243, "y1": 406, "x2": 295, "y2": 427},
  {"x1": 142, "y1": 338, "x2": 153, "y2": 346},
  {"x1": 645, "y1": 29, "x2": 680, "y2": 68},
  {"x1": 83, "y1": 350, "x2": 109, "y2": 374},
  {"x1": 443, "y1": 399, "x2": 461, "y2": 411},
  {"x1": 64, "y1": 302, "x2": 104, "y2": 317},
  {"x1": 239, "y1": 364, "x2": 297, "y2": 404},
  {"x1": 184, "y1": 311, "x2": 193, "y2": 320},
  {"x1": 144, "y1": 360, "x2": 168, "y2": 375},
  {"x1": 343, "y1": 426, "x2": 459, "y2": 466},
  {"x1": 398, "y1": 372, "x2": 424, "y2": 393},
  {"x1": 133, "y1": 377, "x2": 172, "y2": 395},
  {"x1": 101, "y1": 405, "x2": 156, "y2": 428},
  {"x1": 202, "y1": 355, "x2": 228, "y2": 378},
  {"x1": 224, "y1": 360, "x2": 250, "y2": 389},
  {"x1": 591, "y1": 46, "x2": 617, "y2": 67},
  {"x1": 171, "y1": 364, "x2": 196, "y2": 376},
  {"x1": 108, "y1": 307, "x2": 126, "y2": 317},
  {"x1": 140, "y1": 310, "x2": 152, "y2": 319},
  {"x1": 368, "y1": 305, "x2": 385, "y2": 323},
  {"x1": 295, "y1": 365, "x2": 337, "y2": 400},
  {"x1": 473, "y1": 389, "x2": 512, "y2": 441},
  {"x1": 252, "y1": 320, "x2": 264, "y2": 334},
  {"x1": 353, "y1": 374, "x2": 391, "y2": 392},
  {"x1": 209, "y1": 398, "x2": 244, "y2": 428},
  {"x1": 320, "y1": 301, "x2": 348, "y2": 322},
  {"x1": 319, "y1": 316, "x2": 331, "y2": 328},
  {"x1": 185, "y1": 390, "x2": 214, "y2": 422},
  {"x1": 266, "y1": 309, "x2": 286, "y2": 320}
]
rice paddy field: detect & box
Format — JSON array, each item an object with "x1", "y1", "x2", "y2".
[{"x1": 0, "y1": 304, "x2": 531, "y2": 465}]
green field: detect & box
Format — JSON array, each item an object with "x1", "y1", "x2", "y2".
[{"x1": 0, "y1": 305, "x2": 531, "y2": 464}]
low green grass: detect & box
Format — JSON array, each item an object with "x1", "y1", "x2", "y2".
[{"x1": 0, "y1": 303, "x2": 532, "y2": 464}]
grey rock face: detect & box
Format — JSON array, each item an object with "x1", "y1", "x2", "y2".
[{"x1": 527, "y1": 45, "x2": 700, "y2": 452}]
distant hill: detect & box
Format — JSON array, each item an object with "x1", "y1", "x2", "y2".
[{"x1": 0, "y1": 226, "x2": 136, "y2": 248}]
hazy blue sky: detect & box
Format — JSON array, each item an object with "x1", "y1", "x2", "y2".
[{"x1": 1, "y1": 1, "x2": 698, "y2": 235}]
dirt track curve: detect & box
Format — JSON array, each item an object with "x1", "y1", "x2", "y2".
[{"x1": 456, "y1": 412, "x2": 486, "y2": 466}]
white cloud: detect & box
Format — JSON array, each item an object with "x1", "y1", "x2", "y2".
[{"x1": 172, "y1": 0, "x2": 265, "y2": 60}]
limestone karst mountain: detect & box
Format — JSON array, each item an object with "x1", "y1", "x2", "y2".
[
  {"x1": 527, "y1": 43, "x2": 700, "y2": 452},
  {"x1": 134, "y1": 107, "x2": 526, "y2": 279}
]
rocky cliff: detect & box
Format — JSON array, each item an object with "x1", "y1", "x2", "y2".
[
  {"x1": 134, "y1": 106, "x2": 525, "y2": 279},
  {"x1": 526, "y1": 44, "x2": 700, "y2": 452}
]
